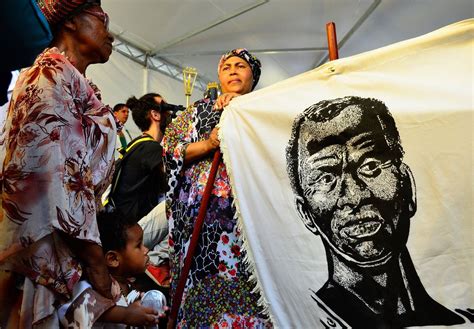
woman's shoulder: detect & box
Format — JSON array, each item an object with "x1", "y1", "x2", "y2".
[
  {"x1": 193, "y1": 97, "x2": 215, "y2": 110},
  {"x1": 15, "y1": 48, "x2": 79, "y2": 95},
  {"x1": 193, "y1": 97, "x2": 221, "y2": 119},
  {"x1": 168, "y1": 98, "x2": 212, "y2": 125},
  {"x1": 24, "y1": 47, "x2": 82, "y2": 86},
  {"x1": 37, "y1": 47, "x2": 75, "y2": 71}
]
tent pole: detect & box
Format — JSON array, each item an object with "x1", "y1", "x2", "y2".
[
  {"x1": 326, "y1": 22, "x2": 339, "y2": 60},
  {"x1": 143, "y1": 54, "x2": 149, "y2": 93}
]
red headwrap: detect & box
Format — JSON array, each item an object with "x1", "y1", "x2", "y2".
[{"x1": 36, "y1": 0, "x2": 100, "y2": 26}]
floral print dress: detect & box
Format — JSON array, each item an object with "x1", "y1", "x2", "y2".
[
  {"x1": 163, "y1": 99, "x2": 271, "y2": 328},
  {"x1": 0, "y1": 48, "x2": 116, "y2": 326}
]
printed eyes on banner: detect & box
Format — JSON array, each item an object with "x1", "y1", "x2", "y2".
[
  {"x1": 306, "y1": 166, "x2": 339, "y2": 193},
  {"x1": 304, "y1": 158, "x2": 393, "y2": 194},
  {"x1": 358, "y1": 159, "x2": 392, "y2": 178}
]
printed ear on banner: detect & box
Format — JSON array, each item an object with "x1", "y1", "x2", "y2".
[{"x1": 294, "y1": 195, "x2": 320, "y2": 235}]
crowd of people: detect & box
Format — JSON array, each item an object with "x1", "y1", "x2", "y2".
[{"x1": 0, "y1": 0, "x2": 270, "y2": 328}]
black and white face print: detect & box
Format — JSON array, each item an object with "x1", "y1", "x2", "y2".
[
  {"x1": 287, "y1": 96, "x2": 413, "y2": 265},
  {"x1": 286, "y1": 96, "x2": 471, "y2": 327}
]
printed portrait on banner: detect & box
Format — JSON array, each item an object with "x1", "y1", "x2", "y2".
[{"x1": 285, "y1": 96, "x2": 473, "y2": 327}]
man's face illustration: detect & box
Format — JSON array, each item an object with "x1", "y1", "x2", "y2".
[{"x1": 298, "y1": 105, "x2": 407, "y2": 263}]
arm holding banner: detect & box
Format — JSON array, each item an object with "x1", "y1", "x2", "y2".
[
  {"x1": 163, "y1": 48, "x2": 267, "y2": 328},
  {"x1": 183, "y1": 127, "x2": 220, "y2": 165}
]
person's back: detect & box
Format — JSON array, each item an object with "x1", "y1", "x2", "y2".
[
  {"x1": 113, "y1": 136, "x2": 165, "y2": 219},
  {"x1": 109, "y1": 93, "x2": 179, "y2": 273}
]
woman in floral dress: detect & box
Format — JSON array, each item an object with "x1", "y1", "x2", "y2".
[
  {"x1": 0, "y1": 1, "x2": 159, "y2": 327},
  {"x1": 163, "y1": 49, "x2": 272, "y2": 328}
]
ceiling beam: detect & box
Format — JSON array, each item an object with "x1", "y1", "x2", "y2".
[
  {"x1": 111, "y1": 34, "x2": 212, "y2": 91},
  {"x1": 150, "y1": 0, "x2": 269, "y2": 56},
  {"x1": 156, "y1": 47, "x2": 328, "y2": 57},
  {"x1": 109, "y1": 0, "x2": 379, "y2": 91},
  {"x1": 109, "y1": 0, "x2": 271, "y2": 92}
]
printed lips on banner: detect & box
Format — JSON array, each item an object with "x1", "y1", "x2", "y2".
[{"x1": 219, "y1": 19, "x2": 473, "y2": 327}]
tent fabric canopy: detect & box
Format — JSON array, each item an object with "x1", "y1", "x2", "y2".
[{"x1": 88, "y1": 0, "x2": 472, "y2": 138}]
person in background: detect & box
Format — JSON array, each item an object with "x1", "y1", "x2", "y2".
[
  {"x1": 110, "y1": 93, "x2": 174, "y2": 286},
  {"x1": 113, "y1": 103, "x2": 133, "y2": 156},
  {"x1": 0, "y1": 0, "x2": 156, "y2": 326},
  {"x1": 112, "y1": 93, "x2": 168, "y2": 221},
  {"x1": 163, "y1": 48, "x2": 272, "y2": 327}
]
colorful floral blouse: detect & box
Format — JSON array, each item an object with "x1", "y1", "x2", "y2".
[
  {"x1": 162, "y1": 98, "x2": 271, "y2": 328},
  {"x1": 0, "y1": 48, "x2": 116, "y2": 325}
]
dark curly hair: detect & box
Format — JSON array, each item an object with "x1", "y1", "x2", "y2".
[
  {"x1": 112, "y1": 103, "x2": 127, "y2": 113},
  {"x1": 97, "y1": 209, "x2": 138, "y2": 253},
  {"x1": 126, "y1": 93, "x2": 163, "y2": 132}
]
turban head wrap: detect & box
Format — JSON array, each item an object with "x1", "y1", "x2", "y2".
[{"x1": 218, "y1": 48, "x2": 262, "y2": 90}]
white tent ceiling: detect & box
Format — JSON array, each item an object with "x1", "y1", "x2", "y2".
[
  {"x1": 4, "y1": 1, "x2": 472, "y2": 139},
  {"x1": 101, "y1": 0, "x2": 473, "y2": 91}
]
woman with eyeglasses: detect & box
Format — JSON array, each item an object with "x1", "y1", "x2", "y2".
[{"x1": 0, "y1": 0, "x2": 161, "y2": 327}]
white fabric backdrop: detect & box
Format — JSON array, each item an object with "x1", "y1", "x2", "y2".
[{"x1": 220, "y1": 19, "x2": 473, "y2": 327}]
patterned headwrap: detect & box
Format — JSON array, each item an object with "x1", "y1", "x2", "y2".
[
  {"x1": 218, "y1": 48, "x2": 262, "y2": 90},
  {"x1": 36, "y1": 0, "x2": 100, "y2": 26}
]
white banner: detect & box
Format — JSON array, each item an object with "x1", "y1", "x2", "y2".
[{"x1": 220, "y1": 19, "x2": 473, "y2": 327}]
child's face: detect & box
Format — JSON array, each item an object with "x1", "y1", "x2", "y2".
[{"x1": 119, "y1": 224, "x2": 149, "y2": 276}]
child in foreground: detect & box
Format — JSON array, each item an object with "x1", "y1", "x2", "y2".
[{"x1": 59, "y1": 210, "x2": 167, "y2": 327}]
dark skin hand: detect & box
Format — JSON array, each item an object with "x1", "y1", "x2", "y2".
[
  {"x1": 99, "y1": 301, "x2": 161, "y2": 326},
  {"x1": 184, "y1": 92, "x2": 239, "y2": 165},
  {"x1": 60, "y1": 232, "x2": 113, "y2": 299},
  {"x1": 183, "y1": 127, "x2": 220, "y2": 165},
  {"x1": 213, "y1": 92, "x2": 240, "y2": 110}
]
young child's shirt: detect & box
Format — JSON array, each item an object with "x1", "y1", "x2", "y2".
[
  {"x1": 58, "y1": 280, "x2": 136, "y2": 328},
  {"x1": 58, "y1": 280, "x2": 166, "y2": 328}
]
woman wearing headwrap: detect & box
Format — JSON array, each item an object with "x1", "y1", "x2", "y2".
[
  {"x1": 163, "y1": 49, "x2": 272, "y2": 327},
  {"x1": 0, "y1": 0, "x2": 160, "y2": 327}
]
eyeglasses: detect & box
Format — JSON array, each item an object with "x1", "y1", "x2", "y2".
[{"x1": 82, "y1": 9, "x2": 109, "y2": 31}]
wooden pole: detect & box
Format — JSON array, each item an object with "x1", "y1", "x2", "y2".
[
  {"x1": 326, "y1": 22, "x2": 339, "y2": 60},
  {"x1": 168, "y1": 150, "x2": 222, "y2": 328}
]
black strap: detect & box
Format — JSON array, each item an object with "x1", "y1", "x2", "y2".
[{"x1": 106, "y1": 135, "x2": 155, "y2": 207}]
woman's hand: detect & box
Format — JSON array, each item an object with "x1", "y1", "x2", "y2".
[
  {"x1": 111, "y1": 277, "x2": 122, "y2": 302},
  {"x1": 184, "y1": 127, "x2": 220, "y2": 165},
  {"x1": 213, "y1": 92, "x2": 240, "y2": 110},
  {"x1": 207, "y1": 127, "x2": 220, "y2": 150},
  {"x1": 84, "y1": 264, "x2": 113, "y2": 300},
  {"x1": 60, "y1": 233, "x2": 113, "y2": 299}
]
